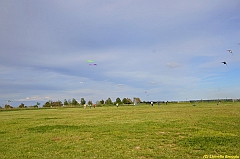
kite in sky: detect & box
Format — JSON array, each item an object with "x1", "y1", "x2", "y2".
[
  {"x1": 86, "y1": 59, "x2": 97, "y2": 66},
  {"x1": 149, "y1": 82, "x2": 157, "y2": 85},
  {"x1": 221, "y1": 61, "x2": 227, "y2": 65},
  {"x1": 86, "y1": 60, "x2": 94, "y2": 62},
  {"x1": 227, "y1": 50, "x2": 233, "y2": 55}
]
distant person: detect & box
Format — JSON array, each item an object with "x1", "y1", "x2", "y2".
[
  {"x1": 166, "y1": 101, "x2": 168, "y2": 105},
  {"x1": 84, "y1": 104, "x2": 86, "y2": 109},
  {"x1": 93, "y1": 104, "x2": 96, "y2": 108},
  {"x1": 116, "y1": 103, "x2": 118, "y2": 107},
  {"x1": 151, "y1": 101, "x2": 153, "y2": 106}
]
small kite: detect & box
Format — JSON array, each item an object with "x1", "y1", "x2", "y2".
[
  {"x1": 149, "y1": 82, "x2": 157, "y2": 85},
  {"x1": 221, "y1": 61, "x2": 227, "y2": 65},
  {"x1": 86, "y1": 60, "x2": 94, "y2": 62},
  {"x1": 89, "y1": 63, "x2": 97, "y2": 66},
  {"x1": 227, "y1": 50, "x2": 233, "y2": 55}
]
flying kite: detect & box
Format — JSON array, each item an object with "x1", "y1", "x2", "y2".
[
  {"x1": 149, "y1": 81, "x2": 157, "y2": 85},
  {"x1": 227, "y1": 50, "x2": 233, "y2": 55},
  {"x1": 221, "y1": 61, "x2": 227, "y2": 65},
  {"x1": 87, "y1": 60, "x2": 97, "y2": 66},
  {"x1": 86, "y1": 60, "x2": 94, "y2": 62}
]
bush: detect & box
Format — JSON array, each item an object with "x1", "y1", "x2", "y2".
[
  {"x1": 5, "y1": 104, "x2": 13, "y2": 109},
  {"x1": 19, "y1": 103, "x2": 25, "y2": 108}
]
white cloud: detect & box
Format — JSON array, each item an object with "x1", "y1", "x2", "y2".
[{"x1": 18, "y1": 96, "x2": 51, "y2": 102}]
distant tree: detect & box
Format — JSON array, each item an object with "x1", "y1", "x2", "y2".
[
  {"x1": 99, "y1": 99, "x2": 104, "y2": 105},
  {"x1": 64, "y1": 99, "x2": 68, "y2": 106},
  {"x1": 134, "y1": 97, "x2": 141, "y2": 103},
  {"x1": 72, "y1": 98, "x2": 78, "y2": 105},
  {"x1": 88, "y1": 101, "x2": 92, "y2": 105},
  {"x1": 43, "y1": 101, "x2": 52, "y2": 107},
  {"x1": 51, "y1": 100, "x2": 63, "y2": 107},
  {"x1": 115, "y1": 97, "x2": 122, "y2": 105},
  {"x1": 122, "y1": 98, "x2": 127, "y2": 104},
  {"x1": 133, "y1": 97, "x2": 141, "y2": 105},
  {"x1": 36, "y1": 102, "x2": 40, "y2": 107},
  {"x1": 68, "y1": 99, "x2": 72, "y2": 105},
  {"x1": 5, "y1": 104, "x2": 13, "y2": 109},
  {"x1": 105, "y1": 98, "x2": 113, "y2": 105},
  {"x1": 122, "y1": 98, "x2": 132, "y2": 104},
  {"x1": 96, "y1": 100, "x2": 101, "y2": 106},
  {"x1": 80, "y1": 98, "x2": 86, "y2": 105},
  {"x1": 43, "y1": 100, "x2": 62, "y2": 107},
  {"x1": 33, "y1": 105, "x2": 38, "y2": 108},
  {"x1": 58, "y1": 101, "x2": 63, "y2": 107},
  {"x1": 19, "y1": 103, "x2": 25, "y2": 108},
  {"x1": 127, "y1": 98, "x2": 133, "y2": 104}
]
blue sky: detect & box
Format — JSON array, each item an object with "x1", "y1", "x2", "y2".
[{"x1": 1, "y1": 0, "x2": 240, "y2": 106}]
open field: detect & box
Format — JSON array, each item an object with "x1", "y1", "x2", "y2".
[{"x1": 0, "y1": 102, "x2": 239, "y2": 159}]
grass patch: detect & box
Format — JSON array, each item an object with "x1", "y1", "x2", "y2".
[
  {"x1": 179, "y1": 136, "x2": 239, "y2": 151},
  {"x1": 43, "y1": 117, "x2": 61, "y2": 120},
  {"x1": 28, "y1": 125, "x2": 84, "y2": 133},
  {"x1": 0, "y1": 102, "x2": 239, "y2": 158}
]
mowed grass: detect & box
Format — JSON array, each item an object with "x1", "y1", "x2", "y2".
[{"x1": 0, "y1": 102, "x2": 239, "y2": 159}]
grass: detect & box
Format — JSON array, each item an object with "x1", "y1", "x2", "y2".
[{"x1": 0, "y1": 102, "x2": 239, "y2": 158}]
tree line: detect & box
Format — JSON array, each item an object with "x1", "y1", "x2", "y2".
[
  {"x1": 42, "y1": 97, "x2": 142, "y2": 108},
  {"x1": 0, "y1": 97, "x2": 142, "y2": 109}
]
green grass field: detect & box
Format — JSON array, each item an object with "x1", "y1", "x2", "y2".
[{"x1": 0, "y1": 102, "x2": 239, "y2": 159}]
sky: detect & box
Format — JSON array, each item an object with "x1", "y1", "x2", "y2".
[{"x1": 1, "y1": 0, "x2": 240, "y2": 106}]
